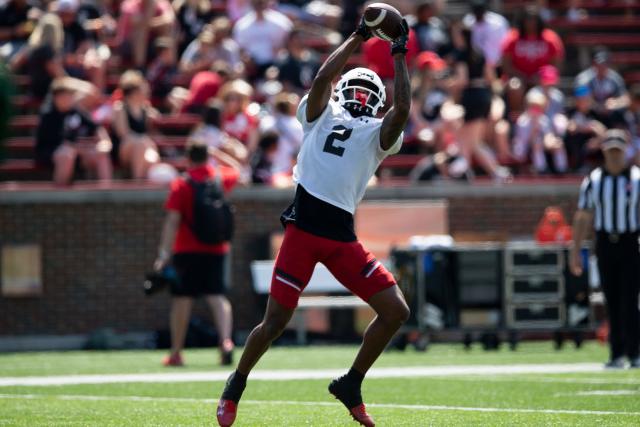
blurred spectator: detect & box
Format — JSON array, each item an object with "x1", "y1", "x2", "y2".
[
  {"x1": 575, "y1": 47, "x2": 630, "y2": 127},
  {"x1": 565, "y1": 85, "x2": 606, "y2": 171},
  {"x1": 278, "y1": 0, "x2": 342, "y2": 29},
  {"x1": 462, "y1": 0, "x2": 509, "y2": 67},
  {"x1": 35, "y1": 77, "x2": 112, "y2": 185},
  {"x1": 0, "y1": 0, "x2": 34, "y2": 61},
  {"x1": 57, "y1": 0, "x2": 107, "y2": 91},
  {"x1": 276, "y1": 29, "x2": 320, "y2": 93},
  {"x1": 178, "y1": 64, "x2": 224, "y2": 114},
  {"x1": 501, "y1": 6, "x2": 564, "y2": 86},
  {"x1": 112, "y1": 70, "x2": 160, "y2": 179},
  {"x1": 180, "y1": 18, "x2": 242, "y2": 78},
  {"x1": 179, "y1": 24, "x2": 216, "y2": 76},
  {"x1": 76, "y1": 0, "x2": 117, "y2": 42},
  {"x1": 250, "y1": 130, "x2": 278, "y2": 184},
  {"x1": 453, "y1": 24, "x2": 508, "y2": 180},
  {"x1": 232, "y1": 0, "x2": 292, "y2": 79},
  {"x1": 146, "y1": 37, "x2": 177, "y2": 102},
  {"x1": 188, "y1": 99, "x2": 248, "y2": 168},
  {"x1": 227, "y1": 0, "x2": 251, "y2": 22},
  {"x1": 409, "y1": 52, "x2": 450, "y2": 143},
  {"x1": 411, "y1": 0, "x2": 452, "y2": 58},
  {"x1": 567, "y1": 0, "x2": 588, "y2": 22},
  {"x1": 173, "y1": 0, "x2": 215, "y2": 54},
  {"x1": 259, "y1": 91, "x2": 303, "y2": 177},
  {"x1": 409, "y1": 102, "x2": 470, "y2": 182},
  {"x1": 513, "y1": 90, "x2": 567, "y2": 174},
  {"x1": 25, "y1": 13, "x2": 65, "y2": 99},
  {"x1": 527, "y1": 65, "x2": 567, "y2": 137},
  {"x1": 116, "y1": 0, "x2": 175, "y2": 68},
  {"x1": 624, "y1": 84, "x2": 640, "y2": 164},
  {"x1": 219, "y1": 79, "x2": 258, "y2": 151},
  {"x1": 338, "y1": 0, "x2": 366, "y2": 39}
]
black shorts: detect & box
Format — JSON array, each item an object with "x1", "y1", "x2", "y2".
[
  {"x1": 461, "y1": 86, "x2": 492, "y2": 122},
  {"x1": 171, "y1": 253, "x2": 229, "y2": 297}
]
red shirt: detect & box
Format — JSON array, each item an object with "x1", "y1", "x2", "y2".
[
  {"x1": 362, "y1": 30, "x2": 419, "y2": 80},
  {"x1": 501, "y1": 29, "x2": 564, "y2": 78},
  {"x1": 182, "y1": 71, "x2": 223, "y2": 113},
  {"x1": 165, "y1": 165, "x2": 239, "y2": 254},
  {"x1": 223, "y1": 110, "x2": 258, "y2": 145}
]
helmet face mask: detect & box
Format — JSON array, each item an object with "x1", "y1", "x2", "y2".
[{"x1": 335, "y1": 68, "x2": 386, "y2": 117}]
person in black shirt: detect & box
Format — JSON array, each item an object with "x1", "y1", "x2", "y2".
[
  {"x1": 452, "y1": 23, "x2": 508, "y2": 180},
  {"x1": 174, "y1": 0, "x2": 215, "y2": 54},
  {"x1": 57, "y1": 0, "x2": 107, "y2": 91},
  {"x1": 565, "y1": 85, "x2": 606, "y2": 171},
  {"x1": 36, "y1": 77, "x2": 112, "y2": 185},
  {"x1": 112, "y1": 70, "x2": 160, "y2": 179},
  {"x1": 0, "y1": 0, "x2": 33, "y2": 61},
  {"x1": 24, "y1": 13, "x2": 65, "y2": 99},
  {"x1": 412, "y1": 0, "x2": 452, "y2": 58},
  {"x1": 571, "y1": 130, "x2": 640, "y2": 369},
  {"x1": 276, "y1": 30, "x2": 320, "y2": 94}
]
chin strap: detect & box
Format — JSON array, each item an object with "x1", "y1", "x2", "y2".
[{"x1": 344, "y1": 103, "x2": 373, "y2": 118}]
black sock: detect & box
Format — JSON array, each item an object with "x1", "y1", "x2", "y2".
[
  {"x1": 221, "y1": 370, "x2": 247, "y2": 403},
  {"x1": 345, "y1": 368, "x2": 365, "y2": 387}
]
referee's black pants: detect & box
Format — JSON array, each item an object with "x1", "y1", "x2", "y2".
[{"x1": 596, "y1": 232, "x2": 640, "y2": 360}]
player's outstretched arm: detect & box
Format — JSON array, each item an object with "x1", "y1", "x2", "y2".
[
  {"x1": 306, "y1": 19, "x2": 371, "y2": 122},
  {"x1": 380, "y1": 20, "x2": 410, "y2": 151}
]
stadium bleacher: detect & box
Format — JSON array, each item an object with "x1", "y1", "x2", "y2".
[{"x1": 1, "y1": 0, "x2": 640, "y2": 183}]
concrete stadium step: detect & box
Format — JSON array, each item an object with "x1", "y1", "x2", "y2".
[
  {"x1": 7, "y1": 114, "x2": 200, "y2": 136},
  {"x1": 551, "y1": 17, "x2": 640, "y2": 30},
  {"x1": 566, "y1": 33, "x2": 640, "y2": 47}
]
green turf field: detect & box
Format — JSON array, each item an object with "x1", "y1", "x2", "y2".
[{"x1": 1, "y1": 342, "x2": 639, "y2": 426}]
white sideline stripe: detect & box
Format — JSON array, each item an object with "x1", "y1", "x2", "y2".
[
  {"x1": 0, "y1": 363, "x2": 609, "y2": 387},
  {"x1": 555, "y1": 390, "x2": 640, "y2": 397},
  {"x1": 364, "y1": 261, "x2": 381, "y2": 278},
  {"x1": 275, "y1": 275, "x2": 301, "y2": 292},
  {"x1": 0, "y1": 394, "x2": 639, "y2": 417}
]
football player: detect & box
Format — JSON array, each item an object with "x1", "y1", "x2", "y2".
[{"x1": 217, "y1": 16, "x2": 411, "y2": 427}]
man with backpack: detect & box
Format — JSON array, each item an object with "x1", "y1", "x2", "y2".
[{"x1": 154, "y1": 139, "x2": 239, "y2": 366}]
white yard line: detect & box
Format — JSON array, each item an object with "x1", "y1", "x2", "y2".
[
  {"x1": 555, "y1": 390, "x2": 640, "y2": 397},
  {"x1": 0, "y1": 393, "x2": 639, "y2": 417},
  {"x1": 0, "y1": 363, "x2": 610, "y2": 387}
]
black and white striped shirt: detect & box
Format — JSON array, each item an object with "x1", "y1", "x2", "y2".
[{"x1": 578, "y1": 166, "x2": 640, "y2": 233}]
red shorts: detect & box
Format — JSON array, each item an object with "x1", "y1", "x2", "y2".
[{"x1": 270, "y1": 224, "x2": 396, "y2": 309}]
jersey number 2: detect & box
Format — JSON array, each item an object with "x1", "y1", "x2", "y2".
[{"x1": 323, "y1": 125, "x2": 352, "y2": 157}]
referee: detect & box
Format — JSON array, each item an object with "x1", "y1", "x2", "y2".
[{"x1": 570, "y1": 129, "x2": 640, "y2": 369}]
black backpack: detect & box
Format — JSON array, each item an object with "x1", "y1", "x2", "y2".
[{"x1": 186, "y1": 173, "x2": 234, "y2": 244}]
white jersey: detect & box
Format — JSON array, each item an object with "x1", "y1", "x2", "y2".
[{"x1": 293, "y1": 95, "x2": 402, "y2": 214}]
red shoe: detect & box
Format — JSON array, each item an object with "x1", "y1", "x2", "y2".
[
  {"x1": 329, "y1": 376, "x2": 375, "y2": 427},
  {"x1": 350, "y1": 404, "x2": 375, "y2": 427},
  {"x1": 216, "y1": 399, "x2": 237, "y2": 427},
  {"x1": 162, "y1": 352, "x2": 184, "y2": 367}
]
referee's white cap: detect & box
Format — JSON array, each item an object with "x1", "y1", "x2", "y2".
[{"x1": 601, "y1": 129, "x2": 629, "y2": 151}]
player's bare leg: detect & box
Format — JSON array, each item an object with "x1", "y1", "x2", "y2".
[
  {"x1": 217, "y1": 297, "x2": 294, "y2": 426},
  {"x1": 329, "y1": 286, "x2": 409, "y2": 427},
  {"x1": 352, "y1": 286, "x2": 410, "y2": 373}
]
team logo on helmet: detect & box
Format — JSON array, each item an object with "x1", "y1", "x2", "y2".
[{"x1": 335, "y1": 68, "x2": 386, "y2": 117}]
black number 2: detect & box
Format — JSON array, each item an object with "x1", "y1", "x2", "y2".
[{"x1": 323, "y1": 125, "x2": 352, "y2": 157}]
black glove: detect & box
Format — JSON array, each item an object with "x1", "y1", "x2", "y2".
[
  {"x1": 391, "y1": 19, "x2": 410, "y2": 55},
  {"x1": 354, "y1": 15, "x2": 372, "y2": 41}
]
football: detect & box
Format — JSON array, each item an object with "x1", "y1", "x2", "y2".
[{"x1": 363, "y1": 3, "x2": 404, "y2": 42}]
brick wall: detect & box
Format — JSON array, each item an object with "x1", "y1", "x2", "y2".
[{"x1": 0, "y1": 184, "x2": 580, "y2": 336}]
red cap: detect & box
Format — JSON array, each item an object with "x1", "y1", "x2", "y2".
[
  {"x1": 539, "y1": 65, "x2": 559, "y2": 86},
  {"x1": 416, "y1": 51, "x2": 447, "y2": 72}
]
